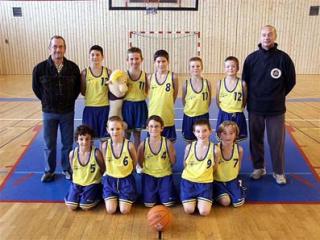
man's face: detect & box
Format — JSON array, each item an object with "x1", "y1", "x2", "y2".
[
  {"x1": 49, "y1": 38, "x2": 66, "y2": 61},
  {"x1": 260, "y1": 27, "x2": 276, "y2": 50}
]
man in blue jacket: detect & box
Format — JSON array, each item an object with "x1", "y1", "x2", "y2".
[
  {"x1": 242, "y1": 25, "x2": 296, "y2": 185},
  {"x1": 32, "y1": 36, "x2": 81, "y2": 182}
]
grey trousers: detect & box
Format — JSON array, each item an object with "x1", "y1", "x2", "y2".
[{"x1": 248, "y1": 112, "x2": 285, "y2": 174}]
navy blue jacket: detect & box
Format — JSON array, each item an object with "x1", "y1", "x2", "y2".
[
  {"x1": 242, "y1": 43, "x2": 296, "y2": 115},
  {"x1": 32, "y1": 56, "x2": 81, "y2": 114}
]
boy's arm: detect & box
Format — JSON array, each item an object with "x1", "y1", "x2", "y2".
[
  {"x1": 183, "y1": 144, "x2": 191, "y2": 167},
  {"x1": 182, "y1": 80, "x2": 187, "y2": 106},
  {"x1": 215, "y1": 80, "x2": 221, "y2": 109},
  {"x1": 213, "y1": 144, "x2": 220, "y2": 173},
  {"x1": 172, "y1": 73, "x2": 179, "y2": 103},
  {"x1": 95, "y1": 148, "x2": 106, "y2": 174},
  {"x1": 242, "y1": 80, "x2": 247, "y2": 108},
  {"x1": 129, "y1": 141, "x2": 138, "y2": 168},
  {"x1": 238, "y1": 145, "x2": 244, "y2": 174},
  {"x1": 80, "y1": 69, "x2": 87, "y2": 96},
  {"x1": 69, "y1": 150, "x2": 74, "y2": 171},
  {"x1": 207, "y1": 79, "x2": 212, "y2": 107},
  {"x1": 137, "y1": 141, "x2": 145, "y2": 168},
  {"x1": 100, "y1": 141, "x2": 107, "y2": 159},
  {"x1": 144, "y1": 72, "x2": 149, "y2": 96},
  {"x1": 166, "y1": 140, "x2": 176, "y2": 165},
  {"x1": 146, "y1": 73, "x2": 152, "y2": 97}
]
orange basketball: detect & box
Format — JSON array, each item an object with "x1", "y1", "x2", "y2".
[{"x1": 147, "y1": 205, "x2": 173, "y2": 231}]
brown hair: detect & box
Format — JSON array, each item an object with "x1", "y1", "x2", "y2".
[
  {"x1": 127, "y1": 47, "x2": 143, "y2": 59},
  {"x1": 189, "y1": 56, "x2": 203, "y2": 69},
  {"x1": 74, "y1": 125, "x2": 95, "y2": 141},
  {"x1": 193, "y1": 119, "x2": 211, "y2": 131},
  {"x1": 224, "y1": 56, "x2": 239, "y2": 70},
  {"x1": 146, "y1": 115, "x2": 164, "y2": 127}
]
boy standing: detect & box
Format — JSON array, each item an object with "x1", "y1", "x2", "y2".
[
  {"x1": 81, "y1": 45, "x2": 111, "y2": 140},
  {"x1": 148, "y1": 49, "x2": 178, "y2": 142},
  {"x1": 122, "y1": 47, "x2": 148, "y2": 150}
]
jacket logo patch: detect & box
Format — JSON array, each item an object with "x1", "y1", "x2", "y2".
[{"x1": 270, "y1": 68, "x2": 282, "y2": 79}]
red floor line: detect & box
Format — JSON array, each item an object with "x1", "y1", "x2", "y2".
[
  {"x1": 0, "y1": 124, "x2": 41, "y2": 191},
  {"x1": 286, "y1": 124, "x2": 320, "y2": 182}
]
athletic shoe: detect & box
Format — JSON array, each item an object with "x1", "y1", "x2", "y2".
[
  {"x1": 63, "y1": 170, "x2": 72, "y2": 180},
  {"x1": 273, "y1": 173, "x2": 287, "y2": 185},
  {"x1": 41, "y1": 172, "x2": 55, "y2": 182},
  {"x1": 250, "y1": 168, "x2": 266, "y2": 180}
]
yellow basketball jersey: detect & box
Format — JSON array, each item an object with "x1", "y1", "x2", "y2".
[
  {"x1": 124, "y1": 70, "x2": 147, "y2": 101},
  {"x1": 72, "y1": 147, "x2": 102, "y2": 186},
  {"x1": 181, "y1": 141, "x2": 215, "y2": 183},
  {"x1": 143, "y1": 137, "x2": 172, "y2": 177},
  {"x1": 148, "y1": 72, "x2": 175, "y2": 127},
  {"x1": 214, "y1": 143, "x2": 240, "y2": 182},
  {"x1": 85, "y1": 67, "x2": 109, "y2": 106},
  {"x1": 104, "y1": 139, "x2": 134, "y2": 178},
  {"x1": 184, "y1": 78, "x2": 210, "y2": 117},
  {"x1": 219, "y1": 78, "x2": 243, "y2": 113}
]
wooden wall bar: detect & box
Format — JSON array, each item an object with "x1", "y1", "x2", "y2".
[{"x1": 0, "y1": 0, "x2": 319, "y2": 74}]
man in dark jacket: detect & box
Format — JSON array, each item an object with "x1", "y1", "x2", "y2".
[
  {"x1": 242, "y1": 25, "x2": 296, "y2": 185},
  {"x1": 32, "y1": 35, "x2": 81, "y2": 182}
]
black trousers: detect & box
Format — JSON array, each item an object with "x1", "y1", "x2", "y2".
[{"x1": 248, "y1": 112, "x2": 285, "y2": 174}]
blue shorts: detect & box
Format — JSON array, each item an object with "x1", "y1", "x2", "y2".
[
  {"x1": 142, "y1": 174, "x2": 177, "y2": 207},
  {"x1": 216, "y1": 109, "x2": 247, "y2": 141},
  {"x1": 122, "y1": 100, "x2": 148, "y2": 131},
  {"x1": 64, "y1": 182, "x2": 102, "y2": 209},
  {"x1": 82, "y1": 106, "x2": 109, "y2": 138},
  {"x1": 162, "y1": 125, "x2": 177, "y2": 143},
  {"x1": 182, "y1": 113, "x2": 209, "y2": 141},
  {"x1": 102, "y1": 174, "x2": 137, "y2": 205},
  {"x1": 180, "y1": 178, "x2": 213, "y2": 204},
  {"x1": 212, "y1": 178, "x2": 245, "y2": 207}
]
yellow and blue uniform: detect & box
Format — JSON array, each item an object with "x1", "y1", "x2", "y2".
[
  {"x1": 102, "y1": 139, "x2": 137, "y2": 204},
  {"x1": 182, "y1": 78, "x2": 210, "y2": 141},
  {"x1": 180, "y1": 141, "x2": 215, "y2": 203},
  {"x1": 64, "y1": 147, "x2": 102, "y2": 209},
  {"x1": 216, "y1": 78, "x2": 247, "y2": 141},
  {"x1": 82, "y1": 67, "x2": 110, "y2": 138},
  {"x1": 122, "y1": 71, "x2": 148, "y2": 130},
  {"x1": 212, "y1": 143, "x2": 245, "y2": 207},
  {"x1": 148, "y1": 72, "x2": 176, "y2": 142},
  {"x1": 142, "y1": 137, "x2": 176, "y2": 207}
]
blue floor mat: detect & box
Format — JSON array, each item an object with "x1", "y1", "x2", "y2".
[{"x1": 1, "y1": 99, "x2": 319, "y2": 203}]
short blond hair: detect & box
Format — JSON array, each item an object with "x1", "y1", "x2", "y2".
[{"x1": 217, "y1": 121, "x2": 239, "y2": 142}]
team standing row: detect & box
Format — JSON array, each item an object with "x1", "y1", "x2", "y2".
[{"x1": 32, "y1": 25, "x2": 296, "y2": 215}]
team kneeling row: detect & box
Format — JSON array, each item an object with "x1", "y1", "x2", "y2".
[{"x1": 65, "y1": 115, "x2": 244, "y2": 216}]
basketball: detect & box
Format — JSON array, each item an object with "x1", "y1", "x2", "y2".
[{"x1": 147, "y1": 205, "x2": 173, "y2": 231}]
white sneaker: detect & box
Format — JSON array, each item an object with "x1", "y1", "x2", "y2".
[
  {"x1": 250, "y1": 168, "x2": 266, "y2": 180},
  {"x1": 273, "y1": 173, "x2": 287, "y2": 185}
]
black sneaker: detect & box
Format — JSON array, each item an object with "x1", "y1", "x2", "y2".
[
  {"x1": 63, "y1": 170, "x2": 72, "y2": 180},
  {"x1": 41, "y1": 172, "x2": 55, "y2": 182}
]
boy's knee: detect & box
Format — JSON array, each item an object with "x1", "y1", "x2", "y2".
[
  {"x1": 219, "y1": 197, "x2": 231, "y2": 207},
  {"x1": 106, "y1": 206, "x2": 117, "y2": 214},
  {"x1": 66, "y1": 205, "x2": 78, "y2": 211},
  {"x1": 183, "y1": 205, "x2": 195, "y2": 215},
  {"x1": 120, "y1": 208, "x2": 131, "y2": 215},
  {"x1": 199, "y1": 208, "x2": 211, "y2": 216}
]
